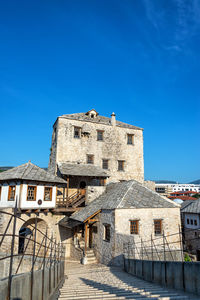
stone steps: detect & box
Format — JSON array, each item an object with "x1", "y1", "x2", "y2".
[{"x1": 57, "y1": 262, "x2": 197, "y2": 300}]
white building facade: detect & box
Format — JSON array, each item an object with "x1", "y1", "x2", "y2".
[
  {"x1": 155, "y1": 183, "x2": 200, "y2": 196},
  {"x1": 0, "y1": 162, "x2": 67, "y2": 210}
]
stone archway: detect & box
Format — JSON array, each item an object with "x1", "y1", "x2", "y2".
[{"x1": 18, "y1": 218, "x2": 48, "y2": 256}]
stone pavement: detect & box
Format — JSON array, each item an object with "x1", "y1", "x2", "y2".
[{"x1": 57, "y1": 261, "x2": 199, "y2": 300}]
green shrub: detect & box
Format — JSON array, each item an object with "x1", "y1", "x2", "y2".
[{"x1": 184, "y1": 253, "x2": 191, "y2": 262}]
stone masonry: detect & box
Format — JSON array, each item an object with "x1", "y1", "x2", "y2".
[{"x1": 48, "y1": 109, "x2": 144, "y2": 183}]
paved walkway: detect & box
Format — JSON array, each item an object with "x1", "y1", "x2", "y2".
[{"x1": 57, "y1": 262, "x2": 199, "y2": 300}]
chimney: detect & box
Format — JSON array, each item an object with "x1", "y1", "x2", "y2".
[{"x1": 111, "y1": 112, "x2": 116, "y2": 126}]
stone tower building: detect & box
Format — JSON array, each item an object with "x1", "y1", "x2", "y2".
[{"x1": 48, "y1": 109, "x2": 144, "y2": 184}]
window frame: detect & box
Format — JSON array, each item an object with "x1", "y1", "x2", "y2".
[
  {"x1": 104, "y1": 224, "x2": 111, "y2": 242},
  {"x1": 118, "y1": 160, "x2": 125, "y2": 172},
  {"x1": 130, "y1": 220, "x2": 139, "y2": 235},
  {"x1": 127, "y1": 134, "x2": 134, "y2": 145},
  {"x1": 44, "y1": 186, "x2": 53, "y2": 201},
  {"x1": 8, "y1": 186, "x2": 16, "y2": 201},
  {"x1": 26, "y1": 185, "x2": 37, "y2": 201},
  {"x1": 102, "y1": 159, "x2": 109, "y2": 170},
  {"x1": 154, "y1": 219, "x2": 162, "y2": 235},
  {"x1": 74, "y1": 126, "x2": 81, "y2": 139},
  {"x1": 87, "y1": 154, "x2": 94, "y2": 164},
  {"x1": 97, "y1": 130, "x2": 104, "y2": 141}
]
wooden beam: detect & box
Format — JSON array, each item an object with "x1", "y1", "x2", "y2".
[
  {"x1": 88, "y1": 219, "x2": 98, "y2": 224},
  {"x1": 84, "y1": 210, "x2": 101, "y2": 223},
  {"x1": 67, "y1": 177, "x2": 69, "y2": 198},
  {"x1": 85, "y1": 223, "x2": 88, "y2": 256},
  {"x1": 51, "y1": 207, "x2": 82, "y2": 213}
]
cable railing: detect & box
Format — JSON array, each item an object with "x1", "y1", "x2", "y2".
[
  {"x1": 123, "y1": 227, "x2": 200, "y2": 262},
  {"x1": 0, "y1": 203, "x2": 65, "y2": 300}
]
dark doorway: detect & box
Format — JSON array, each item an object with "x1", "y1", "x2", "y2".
[
  {"x1": 18, "y1": 227, "x2": 32, "y2": 254},
  {"x1": 89, "y1": 225, "x2": 93, "y2": 248},
  {"x1": 80, "y1": 181, "x2": 86, "y2": 189},
  {"x1": 197, "y1": 250, "x2": 200, "y2": 261}
]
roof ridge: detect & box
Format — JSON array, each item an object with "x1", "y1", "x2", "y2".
[
  {"x1": 20, "y1": 161, "x2": 32, "y2": 179},
  {"x1": 116, "y1": 181, "x2": 135, "y2": 208}
]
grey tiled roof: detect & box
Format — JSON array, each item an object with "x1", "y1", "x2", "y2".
[
  {"x1": 60, "y1": 112, "x2": 143, "y2": 130},
  {"x1": 71, "y1": 180, "x2": 178, "y2": 222},
  {"x1": 58, "y1": 216, "x2": 81, "y2": 228},
  {"x1": 0, "y1": 162, "x2": 67, "y2": 184},
  {"x1": 181, "y1": 200, "x2": 195, "y2": 210},
  {"x1": 58, "y1": 163, "x2": 109, "y2": 177},
  {"x1": 181, "y1": 199, "x2": 200, "y2": 214}
]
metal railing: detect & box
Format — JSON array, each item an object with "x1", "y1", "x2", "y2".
[
  {"x1": 0, "y1": 203, "x2": 65, "y2": 300},
  {"x1": 123, "y1": 227, "x2": 200, "y2": 262}
]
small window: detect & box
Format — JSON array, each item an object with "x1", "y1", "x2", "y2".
[
  {"x1": 87, "y1": 154, "x2": 94, "y2": 164},
  {"x1": 8, "y1": 186, "x2": 16, "y2": 201},
  {"x1": 130, "y1": 220, "x2": 139, "y2": 234},
  {"x1": 194, "y1": 220, "x2": 197, "y2": 226},
  {"x1": 127, "y1": 134, "x2": 134, "y2": 145},
  {"x1": 100, "y1": 179, "x2": 106, "y2": 186},
  {"x1": 97, "y1": 130, "x2": 104, "y2": 141},
  {"x1": 74, "y1": 127, "x2": 81, "y2": 139},
  {"x1": 102, "y1": 159, "x2": 109, "y2": 170},
  {"x1": 191, "y1": 219, "x2": 194, "y2": 225},
  {"x1": 104, "y1": 224, "x2": 111, "y2": 242},
  {"x1": 187, "y1": 218, "x2": 189, "y2": 225},
  {"x1": 44, "y1": 187, "x2": 52, "y2": 201},
  {"x1": 118, "y1": 160, "x2": 125, "y2": 171},
  {"x1": 154, "y1": 220, "x2": 162, "y2": 235},
  {"x1": 27, "y1": 186, "x2": 37, "y2": 201}
]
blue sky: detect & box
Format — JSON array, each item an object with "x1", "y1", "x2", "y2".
[{"x1": 0, "y1": 0, "x2": 199, "y2": 182}]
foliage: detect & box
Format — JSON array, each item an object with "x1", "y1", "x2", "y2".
[
  {"x1": 192, "y1": 193, "x2": 200, "y2": 199},
  {"x1": 184, "y1": 253, "x2": 191, "y2": 262}
]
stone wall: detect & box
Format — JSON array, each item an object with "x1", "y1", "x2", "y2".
[
  {"x1": 143, "y1": 180, "x2": 155, "y2": 191},
  {"x1": 0, "y1": 260, "x2": 64, "y2": 300},
  {"x1": 86, "y1": 186, "x2": 106, "y2": 204},
  {"x1": 114, "y1": 207, "x2": 182, "y2": 265},
  {"x1": 92, "y1": 210, "x2": 115, "y2": 265},
  {"x1": 48, "y1": 115, "x2": 144, "y2": 183},
  {"x1": 92, "y1": 207, "x2": 182, "y2": 267},
  {"x1": 125, "y1": 259, "x2": 200, "y2": 296},
  {"x1": 0, "y1": 209, "x2": 72, "y2": 259}
]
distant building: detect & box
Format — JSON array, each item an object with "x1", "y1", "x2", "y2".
[
  {"x1": 181, "y1": 199, "x2": 200, "y2": 260},
  {"x1": 155, "y1": 184, "x2": 173, "y2": 196},
  {"x1": 168, "y1": 191, "x2": 197, "y2": 202},
  {"x1": 155, "y1": 183, "x2": 200, "y2": 197},
  {"x1": 172, "y1": 184, "x2": 200, "y2": 193}
]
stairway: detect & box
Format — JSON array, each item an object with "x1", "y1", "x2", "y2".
[
  {"x1": 84, "y1": 249, "x2": 98, "y2": 264},
  {"x1": 57, "y1": 262, "x2": 199, "y2": 300}
]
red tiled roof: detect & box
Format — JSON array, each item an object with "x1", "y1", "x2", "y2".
[
  {"x1": 170, "y1": 191, "x2": 197, "y2": 195},
  {"x1": 168, "y1": 196, "x2": 197, "y2": 201}
]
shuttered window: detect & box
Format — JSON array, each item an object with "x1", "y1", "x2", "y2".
[
  {"x1": 27, "y1": 186, "x2": 37, "y2": 201},
  {"x1": 8, "y1": 186, "x2": 16, "y2": 201},
  {"x1": 154, "y1": 220, "x2": 162, "y2": 235}
]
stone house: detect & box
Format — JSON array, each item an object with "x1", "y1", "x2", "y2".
[
  {"x1": 67, "y1": 180, "x2": 181, "y2": 266},
  {"x1": 181, "y1": 199, "x2": 200, "y2": 260},
  {"x1": 48, "y1": 109, "x2": 144, "y2": 189}
]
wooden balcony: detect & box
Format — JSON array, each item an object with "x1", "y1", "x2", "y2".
[{"x1": 54, "y1": 189, "x2": 86, "y2": 212}]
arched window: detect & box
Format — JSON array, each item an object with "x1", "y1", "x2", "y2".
[{"x1": 18, "y1": 227, "x2": 32, "y2": 254}]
